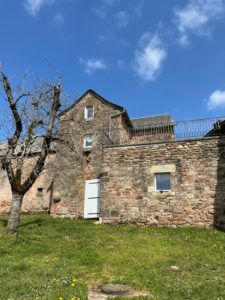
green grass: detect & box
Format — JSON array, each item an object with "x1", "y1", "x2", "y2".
[{"x1": 0, "y1": 214, "x2": 225, "y2": 300}]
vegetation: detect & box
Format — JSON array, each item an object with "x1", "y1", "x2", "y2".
[
  {"x1": 0, "y1": 70, "x2": 63, "y2": 234},
  {"x1": 0, "y1": 214, "x2": 225, "y2": 299}
]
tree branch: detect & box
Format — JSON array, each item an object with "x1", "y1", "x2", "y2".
[
  {"x1": 15, "y1": 93, "x2": 30, "y2": 105},
  {"x1": 1, "y1": 72, "x2": 22, "y2": 148},
  {"x1": 22, "y1": 85, "x2": 61, "y2": 192}
]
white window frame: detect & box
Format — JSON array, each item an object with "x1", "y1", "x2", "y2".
[
  {"x1": 154, "y1": 173, "x2": 172, "y2": 192},
  {"x1": 85, "y1": 106, "x2": 94, "y2": 119},
  {"x1": 84, "y1": 135, "x2": 93, "y2": 148}
]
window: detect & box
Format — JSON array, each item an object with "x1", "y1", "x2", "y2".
[
  {"x1": 84, "y1": 135, "x2": 93, "y2": 148},
  {"x1": 37, "y1": 187, "x2": 43, "y2": 197},
  {"x1": 155, "y1": 173, "x2": 171, "y2": 191},
  {"x1": 85, "y1": 106, "x2": 94, "y2": 119}
]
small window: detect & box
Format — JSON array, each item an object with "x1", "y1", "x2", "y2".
[
  {"x1": 84, "y1": 135, "x2": 93, "y2": 148},
  {"x1": 37, "y1": 187, "x2": 43, "y2": 197},
  {"x1": 85, "y1": 106, "x2": 94, "y2": 119},
  {"x1": 155, "y1": 173, "x2": 171, "y2": 191}
]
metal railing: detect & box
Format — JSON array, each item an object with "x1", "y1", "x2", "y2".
[{"x1": 102, "y1": 117, "x2": 225, "y2": 145}]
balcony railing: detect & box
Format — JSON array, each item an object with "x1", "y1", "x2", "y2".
[{"x1": 102, "y1": 117, "x2": 225, "y2": 145}]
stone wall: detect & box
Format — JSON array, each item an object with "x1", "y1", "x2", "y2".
[
  {"x1": 0, "y1": 154, "x2": 55, "y2": 214},
  {"x1": 129, "y1": 125, "x2": 174, "y2": 144},
  {"x1": 51, "y1": 92, "x2": 123, "y2": 217},
  {"x1": 100, "y1": 137, "x2": 225, "y2": 228},
  {"x1": 1, "y1": 89, "x2": 224, "y2": 229}
]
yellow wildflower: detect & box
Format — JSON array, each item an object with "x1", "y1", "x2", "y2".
[
  {"x1": 59, "y1": 297, "x2": 63, "y2": 300},
  {"x1": 85, "y1": 281, "x2": 88, "y2": 284},
  {"x1": 77, "y1": 298, "x2": 80, "y2": 300},
  {"x1": 72, "y1": 283, "x2": 75, "y2": 287},
  {"x1": 73, "y1": 279, "x2": 77, "y2": 282},
  {"x1": 53, "y1": 278, "x2": 56, "y2": 281}
]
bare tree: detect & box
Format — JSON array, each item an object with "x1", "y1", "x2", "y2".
[{"x1": 0, "y1": 70, "x2": 63, "y2": 234}]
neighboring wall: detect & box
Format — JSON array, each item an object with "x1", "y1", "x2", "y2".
[
  {"x1": 100, "y1": 137, "x2": 225, "y2": 228},
  {"x1": 129, "y1": 126, "x2": 174, "y2": 144},
  {"x1": 109, "y1": 123, "x2": 174, "y2": 145},
  {"x1": 0, "y1": 155, "x2": 55, "y2": 214}
]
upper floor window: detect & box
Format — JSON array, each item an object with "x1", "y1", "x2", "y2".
[
  {"x1": 84, "y1": 135, "x2": 93, "y2": 148},
  {"x1": 155, "y1": 173, "x2": 171, "y2": 192},
  {"x1": 85, "y1": 106, "x2": 94, "y2": 119}
]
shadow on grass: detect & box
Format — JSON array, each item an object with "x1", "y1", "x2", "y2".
[
  {"x1": 0, "y1": 218, "x2": 7, "y2": 227},
  {"x1": 19, "y1": 218, "x2": 43, "y2": 228},
  {"x1": 215, "y1": 226, "x2": 225, "y2": 233},
  {"x1": 0, "y1": 217, "x2": 44, "y2": 229}
]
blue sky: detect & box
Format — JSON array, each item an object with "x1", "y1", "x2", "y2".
[{"x1": 1, "y1": 0, "x2": 225, "y2": 121}]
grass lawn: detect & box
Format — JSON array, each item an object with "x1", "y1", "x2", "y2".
[{"x1": 0, "y1": 214, "x2": 225, "y2": 300}]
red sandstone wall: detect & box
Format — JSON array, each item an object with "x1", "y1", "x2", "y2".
[{"x1": 100, "y1": 137, "x2": 225, "y2": 228}]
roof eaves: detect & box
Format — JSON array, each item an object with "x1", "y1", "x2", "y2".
[
  {"x1": 121, "y1": 110, "x2": 133, "y2": 128},
  {"x1": 59, "y1": 89, "x2": 124, "y2": 117}
]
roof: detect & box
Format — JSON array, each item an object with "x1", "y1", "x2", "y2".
[
  {"x1": 59, "y1": 89, "x2": 125, "y2": 117},
  {"x1": 131, "y1": 114, "x2": 174, "y2": 128},
  {"x1": 205, "y1": 119, "x2": 225, "y2": 136}
]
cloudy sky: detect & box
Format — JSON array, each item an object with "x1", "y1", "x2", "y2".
[{"x1": 1, "y1": 0, "x2": 225, "y2": 120}]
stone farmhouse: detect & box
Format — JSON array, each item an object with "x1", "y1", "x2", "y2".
[{"x1": 1, "y1": 89, "x2": 225, "y2": 228}]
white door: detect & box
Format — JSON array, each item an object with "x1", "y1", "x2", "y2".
[{"x1": 84, "y1": 179, "x2": 100, "y2": 219}]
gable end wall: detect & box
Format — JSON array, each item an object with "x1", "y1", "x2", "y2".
[{"x1": 51, "y1": 92, "x2": 124, "y2": 217}]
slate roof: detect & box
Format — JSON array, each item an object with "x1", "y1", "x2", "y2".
[
  {"x1": 59, "y1": 89, "x2": 125, "y2": 117},
  {"x1": 59, "y1": 90, "x2": 175, "y2": 130},
  {"x1": 131, "y1": 114, "x2": 174, "y2": 128}
]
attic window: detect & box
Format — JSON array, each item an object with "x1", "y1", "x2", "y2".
[{"x1": 85, "y1": 106, "x2": 94, "y2": 119}]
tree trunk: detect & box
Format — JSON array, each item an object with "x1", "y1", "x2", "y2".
[{"x1": 5, "y1": 192, "x2": 24, "y2": 234}]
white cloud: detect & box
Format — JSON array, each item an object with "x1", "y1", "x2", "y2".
[
  {"x1": 115, "y1": 11, "x2": 129, "y2": 28},
  {"x1": 174, "y1": 0, "x2": 225, "y2": 46},
  {"x1": 53, "y1": 13, "x2": 64, "y2": 26},
  {"x1": 207, "y1": 90, "x2": 225, "y2": 110},
  {"x1": 24, "y1": 0, "x2": 56, "y2": 16},
  {"x1": 79, "y1": 57, "x2": 107, "y2": 75},
  {"x1": 133, "y1": 33, "x2": 167, "y2": 81}
]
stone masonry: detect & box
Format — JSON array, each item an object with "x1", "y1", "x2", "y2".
[
  {"x1": 0, "y1": 89, "x2": 225, "y2": 229},
  {"x1": 50, "y1": 90, "x2": 127, "y2": 217},
  {"x1": 100, "y1": 137, "x2": 225, "y2": 228},
  {"x1": 0, "y1": 155, "x2": 55, "y2": 214}
]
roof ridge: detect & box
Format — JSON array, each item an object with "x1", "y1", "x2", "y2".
[
  {"x1": 59, "y1": 89, "x2": 124, "y2": 117},
  {"x1": 131, "y1": 113, "x2": 171, "y2": 120}
]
